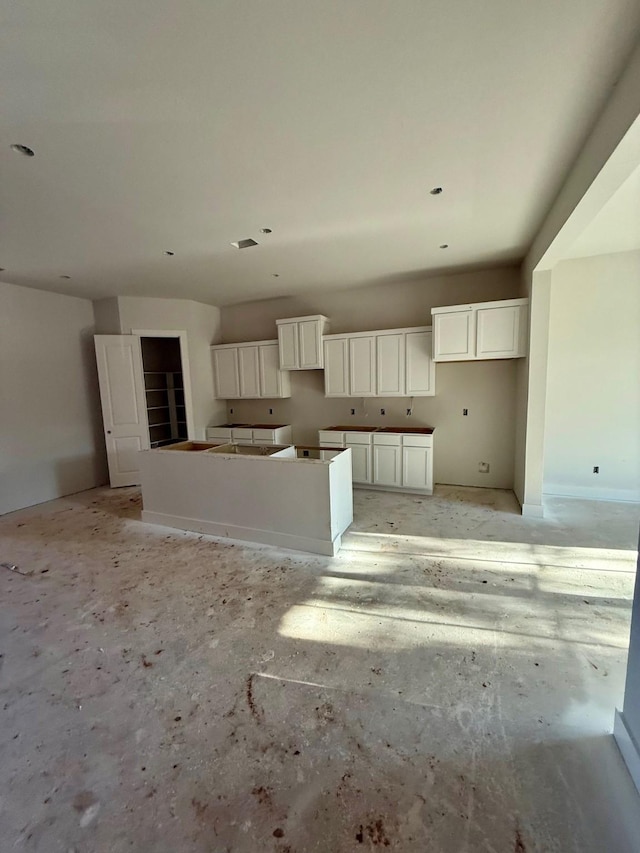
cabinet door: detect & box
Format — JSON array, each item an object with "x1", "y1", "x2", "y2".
[
  {"x1": 278, "y1": 322, "x2": 299, "y2": 370},
  {"x1": 238, "y1": 346, "x2": 260, "y2": 397},
  {"x1": 258, "y1": 344, "x2": 282, "y2": 398},
  {"x1": 405, "y1": 330, "x2": 435, "y2": 396},
  {"x1": 345, "y1": 442, "x2": 371, "y2": 483},
  {"x1": 373, "y1": 444, "x2": 402, "y2": 486},
  {"x1": 324, "y1": 338, "x2": 350, "y2": 396},
  {"x1": 376, "y1": 333, "x2": 405, "y2": 396},
  {"x1": 349, "y1": 336, "x2": 376, "y2": 396},
  {"x1": 212, "y1": 347, "x2": 240, "y2": 398},
  {"x1": 476, "y1": 305, "x2": 521, "y2": 358},
  {"x1": 402, "y1": 445, "x2": 433, "y2": 491},
  {"x1": 433, "y1": 310, "x2": 474, "y2": 361},
  {"x1": 299, "y1": 319, "x2": 323, "y2": 369}
]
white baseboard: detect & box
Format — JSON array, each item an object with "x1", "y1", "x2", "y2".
[
  {"x1": 521, "y1": 502, "x2": 545, "y2": 518},
  {"x1": 614, "y1": 710, "x2": 640, "y2": 797},
  {"x1": 544, "y1": 484, "x2": 640, "y2": 502},
  {"x1": 141, "y1": 510, "x2": 340, "y2": 556}
]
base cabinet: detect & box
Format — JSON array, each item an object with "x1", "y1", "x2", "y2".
[
  {"x1": 319, "y1": 429, "x2": 434, "y2": 494},
  {"x1": 373, "y1": 443, "x2": 402, "y2": 487},
  {"x1": 402, "y1": 445, "x2": 433, "y2": 491}
]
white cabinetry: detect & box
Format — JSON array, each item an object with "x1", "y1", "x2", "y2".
[
  {"x1": 276, "y1": 315, "x2": 329, "y2": 370},
  {"x1": 206, "y1": 424, "x2": 293, "y2": 445},
  {"x1": 349, "y1": 336, "x2": 376, "y2": 396},
  {"x1": 319, "y1": 429, "x2": 434, "y2": 494},
  {"x1": 431, "y1": 298, "x2": 528, "y2": 362},
  {"x1": 372, "y1": 435, "x2": 402, "y2": 487},
  {"x1": 324, "y1": 338, "x2": 350, "y2": 396},
  {"x1": 323, "y1": 326, "x2": 435, "y2": 398},
  {"x1": 211, "y1": 340, "x2": 291, "y2": 399}
]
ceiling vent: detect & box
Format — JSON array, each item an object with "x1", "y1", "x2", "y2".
[{"x1": 231, "y1": 238, "x2": 259, "y2": 249}]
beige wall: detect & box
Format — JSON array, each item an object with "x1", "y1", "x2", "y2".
[
  {"x1": 543, "y1": 251, "x2": 640, "y2": 501},
  {"x1": 0, "y1": 282, "x2": 107, "y2": 514},
  {"x1": 221, "y1": 266, "x2": 521, "y2": 489},
  {"x1": 115, "y1": 296, "x2": 226, "y2": 439}
]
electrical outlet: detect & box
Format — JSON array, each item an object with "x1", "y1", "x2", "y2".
[
  {"x1": 269, "y1": 408, "x2": 273, "y2": 415},
  {"x1": 350, "y1": 408, "x2": 355, "y2": 416},
  {"x1": 478, "y1": 462, "x2": 490, "y2": 473},
  {"x1": 229, "y1": 407, "x2": 234, "y2": 414},
  {"x1": 593, "y1": 466, "x2": 599, "y2": 474},
  {"x1": 463, "y1": 408, "x2": 468, "y2": 416},
  {"x1": 380, "y1": 408, "x2": 385, "y2": 416},
  {"x1": 406, "y1": 408, "x2": 412, "y2": 416}
]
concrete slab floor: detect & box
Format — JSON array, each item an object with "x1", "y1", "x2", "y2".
[{"x1": 1, "y1": 484, "x2": 639, "y2": 853}]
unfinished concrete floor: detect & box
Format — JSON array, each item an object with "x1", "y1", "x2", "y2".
[{"x1": 1, "y1": 485, "x2": 639, "y2": 852}]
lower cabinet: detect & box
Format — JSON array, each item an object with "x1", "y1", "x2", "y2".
[
  {"x1": 318, "y1": 429, "x2": 434, "y2": 494},
  {"x1": 402, "y1": 444, "x2": 432, "y2": 491},
  {"x1": 373, "y1": 441, "x2": 402, "y2": 487}
]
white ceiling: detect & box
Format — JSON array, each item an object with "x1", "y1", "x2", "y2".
[
  {"x1": 564, "y1": 164, "x2": 640, "y2": 260},
  {"x1": 2, "y1": 1, "x2": 640, "y2": 307}
]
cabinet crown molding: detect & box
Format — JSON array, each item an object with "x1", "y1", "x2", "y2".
[{"x1": 431, "y1": 297, "x2": 528, "y2": 315}]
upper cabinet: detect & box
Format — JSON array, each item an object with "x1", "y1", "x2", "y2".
[
  {"x1": 276, "y1": 315, "x2": 329, "y2": 370},
  {"x1": 324, "y1": 326, "x2": 435, "y2": 397},
  {"x1": 431, "y1": 298, "x2": 528, "y2": 362},
  {"x1": 211, "y1": 340, "x2": 292, "y2": 399}
]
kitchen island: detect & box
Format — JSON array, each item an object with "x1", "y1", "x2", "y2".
[{"x1": 139, "y1": 441, "x2": 353, "y2": 555}]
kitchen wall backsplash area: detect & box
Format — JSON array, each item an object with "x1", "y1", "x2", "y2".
[{"x1": 226, "y1": 358, "x2": 518, "y2": 489}]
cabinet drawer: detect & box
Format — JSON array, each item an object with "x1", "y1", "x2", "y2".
[
  {"x1": 233, "y1": 428, "x2": 253, "y2": 442},
  {"x1": 402, "y1": 434, "x2": 432, "y2": 447},
  {"x1": 253, "y1": 429, "x2": 276, "y2": 442},
  {"x1": 373, "y1": 433, "x2": 402, "y2": 446},
  {"x1": 345, "y1": 432, "x2": 374, "y2": 445},
  {"x1": 206, "y1": 427, "x2": 233, "y2": 441},
  {"x1": 319, "y1": 430, "x2": 343, "y2": 445}
]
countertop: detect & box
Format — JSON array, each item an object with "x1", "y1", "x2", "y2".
[{"x1": 323, "y1": 425, "x2": 435, "y2": 435}]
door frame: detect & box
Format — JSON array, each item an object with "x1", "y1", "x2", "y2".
[{"x1": 132, "y1": 329, "x2": 195, "y2": 440}]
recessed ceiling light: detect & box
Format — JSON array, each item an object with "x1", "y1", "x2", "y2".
[
  {"x1": 60, "y1": 274, "x2": 71, "y2": 279},
  {"x1": 231, "y1": 238, "x2": 259, "y2": 249},
  {"x1": 11, "y1": 144, "x2": 35, "y2": 157},
  {"x1": 430, "y1": 187, "x2": 443, "y2": 195},
  {"x1": 260, "y1": 228, "x2": 272, "y2": 234},
  {"x1": 164, "y1": 250, "x2": 175, "y2": 256},
  {"x1": 439, "y1": 244, "x2": 449, "y2": 249}
]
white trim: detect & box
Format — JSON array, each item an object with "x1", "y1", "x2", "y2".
[
  {"x1": 353, "y1": 483, "x2": 433, "y2": 496},
  {"x1": 544, "y1": 484, "x2": 640, "y2": 502},
  {"x1": 431, "y1": 297, "x2": 528, "y2": 315},
  {"x1": 324, "y1": 324, "x2": 432, "y2": 341},
  {"x1": 614, "y1": 710, "x2": 640, "y2": 797},
  {"x1": 141, "y1": 510, "x2": 340, "y2": 556},
  {"x1": 132, "y1": 329, "x2": 195, "y2": 441},
  {"x1": 521, "y1": 502, "x2": 545, "y2": 518},
  {"x1": 275, "y1": 314, "x2": 329, "y2": 325},
  {"x1": 210, "y1": 338, "x2": 278, "y2": 350}
]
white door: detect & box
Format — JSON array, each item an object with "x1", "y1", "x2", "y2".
[
  {"x1": 402, "y1": 446, "x2": 433, "y2": 491},
  {"x1": 376, "y1": 333, "x2": 405, "y2": 395},
  {"x1": 349, "y1": 336, "x2": 376, "y2": 396},
  {"x1": 346, "y1": 442, "x2": 371, "y2": 483},
  {"x1": 433, "y1": 310, "x2": 474, "y2": 361},
  {"x1": 476, "y1": 305, "x2": 520, "y2": 358},
  {"x1": 278, "y1": 322, "x2": 299, "y2": 370},
  {"x1": 324, "y1": 338, "x2": 350, "y2": 396},
  {"x1": 299, "y1": 319, "x2": 322, "y2": 369},
  {"x1": 212, "y1": 347, "x2": 240, "y2": 398},
  {"x1": 405, "y1": 331, "x2": 435, "y2": 395},
  {"x1": 238, "y1": 346, "x2": 261, "y2": 397},
  {"x1": 258, "y1": 344, "x2": 281, "y2": 398},
  {"x1": 94, "y1": 335, "x2": 150, "y2": 487},
  {"x1": 373, "y1": 444, "x2": 402, "y2": 486}
]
